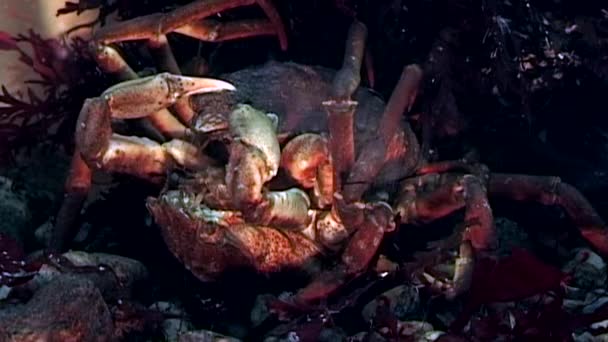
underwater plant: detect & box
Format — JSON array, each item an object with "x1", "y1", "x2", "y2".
[{"x1": 0, "y1": 25, "x2": 110, "y2": 163}]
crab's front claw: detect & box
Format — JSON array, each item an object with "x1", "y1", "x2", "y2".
[
  {"x1": 75, "y1": 73, "x2": 233, "y2": 182},
  {"x1": 225, "y1": 104, "x2": 313, "y2": 228},
  {"x1": 101, "y1": 72, "x2": 235, "y2": 119}
]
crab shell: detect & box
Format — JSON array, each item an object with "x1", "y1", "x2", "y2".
[
  {"x1": 193, "y1": 61, "x2": 422, "y2": 187},
  {"x1": 146, "y1": 190, "x2": 327, "y2": 281},
  {"x1": 147, "y1": 61, "x2": 417, "y2": 281}
]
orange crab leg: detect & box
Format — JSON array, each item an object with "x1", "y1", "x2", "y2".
[
  {"x1": 341, "y1": 64, "x2": 423, "y2": 202},
  {"x1": 397, "y1": 174, "x2": 496, "y2": 251},
  {"x1": 287, "y1": 202, "x2": 394, "y2": 307},
  {"x1": 93, "y1": 0, "x2": 287, "y2": 50},
  {"x1": 489, "y1": 174, "x2": 608, "y2": 256},
  {"x1": 145, "y1": 34, "x2": 198, "y2": 125},
  {"x1": 323, "y1": 20, "x2": 367, "y2": 190},
  {"x1": 394, "y1": 173, "x2": 495, "y2": 298},
  {"x1": 92, "y1": 44, "x2": 189, "y2": 138},
  {"x1": 92, "y1": 0, "x2": 287, "y2": 126},
  {"x1": 49, "y1": 152, "x2": 92, "y2": 252},
  {"x1": 174, "y1": 19, "x2": 277, "y2": 42},
  {"x1": 50, "y1": 73, "x2": 234, "y2": 252},
  {"x1": 415, "y1": 160, "x2": 487, "y2": 176}
]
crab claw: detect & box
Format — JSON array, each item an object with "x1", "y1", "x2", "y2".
[{"x1": 101, "y1": 72, "x2": 235, "y2": 119}]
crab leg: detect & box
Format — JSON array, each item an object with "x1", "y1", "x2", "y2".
[
  {"x1": 416, "y1": 160, "x2": 488, "y2": 177},
  {"x1": 395, "y1": 173, "x2": 495, "y2": 297},
  {"x1": 287, "y1": 201, "x2": 395, "y2": 307},
  {"x1": 145, "y1": 35, "x2": 199, "y2": 124},
  {"x1": 174, "y1": 19, "x2": 278, "y2": 42},
  {"x1": 226, "y1": 105, "x2": 313, "y2": 228},
  {"x1": 281, "y1": 133, "x2": 334, "y2": 208},
  {"x1": 93, "y1": 0, "x2": 287, "y2": 50},
  {"x1": 488, "y1": 174, "x2": 608, "y2": 256},
  {"x1": 341, "y1": 64, "x2": 423, "y2": 202},
  {"x1": 147, "y1": 35, "x2": 181, "y2": 74},
  {"x1": 50, "y1": 153, "x2": 92, "y2": 252},
  {"x1": 397, "y1": 174, "x2": 495, "y2": 250},
  {"x1": 76, "y1": 73, "x2": 234, "y2": 181},
  {"x1": 93, "y1": 44, "x2": 189, "y2": 138},
  {"x1": 322, "y1": 21, "x2": 423, "y2": 202},
  {"x1": 50, "y1": 73, "x2": 233, "y2": 253},
  {"x1": 323, "y1": 20, "x2": 366, "y2": 189}
]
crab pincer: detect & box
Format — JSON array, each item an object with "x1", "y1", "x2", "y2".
[
  {"x1": 98, "y1": 73, "x2": 235, "y2": 119},
  {"x1": 75, "y1": 73, "x2": 235, "y2": 182}
]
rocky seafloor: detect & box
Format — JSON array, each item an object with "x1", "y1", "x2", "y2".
[{"x1": 1, "y1": 145, "x2": 608, "y2": 341}]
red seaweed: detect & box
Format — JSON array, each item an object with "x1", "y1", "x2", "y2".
[{"x1": 0, "y1": 29, "x2": 109, "y2": 162}]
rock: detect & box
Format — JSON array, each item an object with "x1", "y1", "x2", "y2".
[
  {"x1": 362, "y1": 285, "x2": 421, "y2": 322},
  {"x1": 0, "y1": 177, "x2": 31, "y2": 244},
  {"x1": 318, "y1": 327, "x2": 348, "y2": 341},
  {"x1": 494, "y1": 217, "x2": 531, "y2": 256},
  {"x1": 16, "y1": 250, "x2": 148, "y2": 301},
  {"x1": 352, "y1": 322, "x2": 444, "y2": 342},
  {"x1": 0, "y1": 274, "x2": 114, "y2": 341},
  {"x1": 162, "y1": 319, "x2": 195, "y2": 342},
  {"x1": 250, "y1": 294, "x2": 276, "y2": 327},
  {"x1": 178, "y1": 330, "x2": 242, "y2": 342},
  {"x1": 394, "y1": 321, "x2": 442, "y2": 341},
  {"x1": 33, "y1": 221, "x2": 53, "y2": 247},
  {"x1": 349, "y1": 332, "x2": 386, "y2": 342},
  {"x1": 149, "y1": 301, "x2": 194, "y2": 341},
  {"x1": 14, "y1": 251, "x2": 148, "y2": 300},
  {"x1": 563, "y1": 248, "x2": 607, "y2": 289},
  {"x1": 35, "y1": 221, "x2": 93, "y2": 248}
]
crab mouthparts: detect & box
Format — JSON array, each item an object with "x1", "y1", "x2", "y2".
[{"x1": 157, "y1": 190, "x2": 239, "y2": 226}]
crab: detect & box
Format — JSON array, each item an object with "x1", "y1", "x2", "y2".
[{"x1": 52, "y1": 0, "x2": 608, "y2": 312}]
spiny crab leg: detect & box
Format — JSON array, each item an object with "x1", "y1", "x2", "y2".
[
  {"x1": 284, "y1": 199, "x2": 396, "y2": 307},
  {"x1": 93, "y1": 0, "x2": 288, "y2": 50},
  {"x1": 91, "y1": 0, "x2": 287, "y2": 126},
  {"x1": 174, "y1": 19, "x2": 278, "y2": 43},
  {"x1": 489, "y1": 174, "x2": 608, "y2": 255}
]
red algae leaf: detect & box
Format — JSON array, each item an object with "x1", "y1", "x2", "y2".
[
  {"x1": 450, "y1": 248, "x2": 568, "y2": 332},
  {"x1": 470, "y1": 248, "x2": 567, "y2": 304},
  {"x1": 0, "y1": 31, "x2": 18, "y2": 50}
]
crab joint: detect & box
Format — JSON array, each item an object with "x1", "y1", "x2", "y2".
[
  {"x1": 257, "y1": 188, "x2": 312, "y2": 228},
  {"x1": 226, "y1": 104, "x2": 281, "y2": 211},
  {"x1": 281, "y1": 133, "x2": 334, "y2": 208},
  {"x1": 229, "y1": 104, "x2": 281, "y2": 176},
  {"x1": 101, "y1": 73, "x2": 235, "y2": 119},
  {"x1": 98, "y1": 135, "x2": 214, "y2": 183}
]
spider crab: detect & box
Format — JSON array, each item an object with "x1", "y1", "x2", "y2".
[{"x1": 53, "y1": 0, "x2": 608, "y2": 311}]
